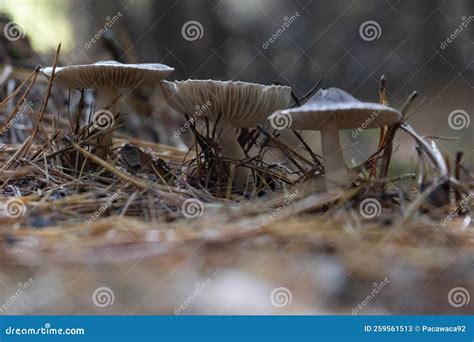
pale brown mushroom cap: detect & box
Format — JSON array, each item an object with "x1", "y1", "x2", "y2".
[
  {"x1": 269, "y1": 87, "x2": 401, "y2": 130},
  {"x1": 161, "y1": 79, "x2": 292, "y2": 128},
  {"x1": 40, "y1": 60, "x2": 174, "y2": 89}
]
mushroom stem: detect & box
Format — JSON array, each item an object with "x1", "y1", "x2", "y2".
[
  {"x1": 320, "y1": 118, "x2": 349, "y2": 190},
  {"x1": 214, "y1": 120, "x2": 251, "y2": 187},
  {"x1": 94, "y1": 86, "x2": 120, "y2": 159}
]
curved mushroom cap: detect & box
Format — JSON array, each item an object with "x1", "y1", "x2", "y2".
[
  {"x1": 40, "y1": 61, "x2": 174, "y2": 89},
  {"x1": 161, "y1": 80, "x2": 292, "y2": 128},
  {"x1": 269, "y1": 87, "x2": 401, "y2": 130}
]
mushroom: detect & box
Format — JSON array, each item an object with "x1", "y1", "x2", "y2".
[
  {"x1": 160, "y1": 79, "x2": 292, "y2": 185},
  {"x1": 40, "y1": 61, "x2": 174, "y2": 157},
  {"x1": 268, "y1": 87, "x2": 401, "y2": 189}
]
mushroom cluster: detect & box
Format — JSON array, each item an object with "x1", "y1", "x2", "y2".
[{"x1": 41, "y1": 60, "x2": 401, "y2": 191}]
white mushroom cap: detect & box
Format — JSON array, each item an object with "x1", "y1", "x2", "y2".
[
  {"x1": 40, "y1": 60, "x2": 174, "y2": 89},
  {"x1": 161, "y1": 79, "x2": 292, "y2": 187},
  {"x1": 40, "y1": 61, "x2": 173, "y2": 160},
  {"x1": 161, "y1": 80, "x2": 292, "y2": 127},
  {"x1": 268, "y1": 88, "x2": 401, "y2": 191},
  {"x1": 270, "y1": 87, "x2": 401, "y2": 130}
]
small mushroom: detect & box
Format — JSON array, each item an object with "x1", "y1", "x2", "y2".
[
  {"x1": 161, "y1": 79, "x2": 292, "y2": 185},
  {"x1": 40, "y1": 61, "x2": 174, "y2": 157},
  {"x1": 268, "y1": 87, "x2": 401, "y2": 189}
]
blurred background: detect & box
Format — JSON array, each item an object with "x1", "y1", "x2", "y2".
[{"x1": 0, "y1": 0, "x2": 472, "y2": 170}]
